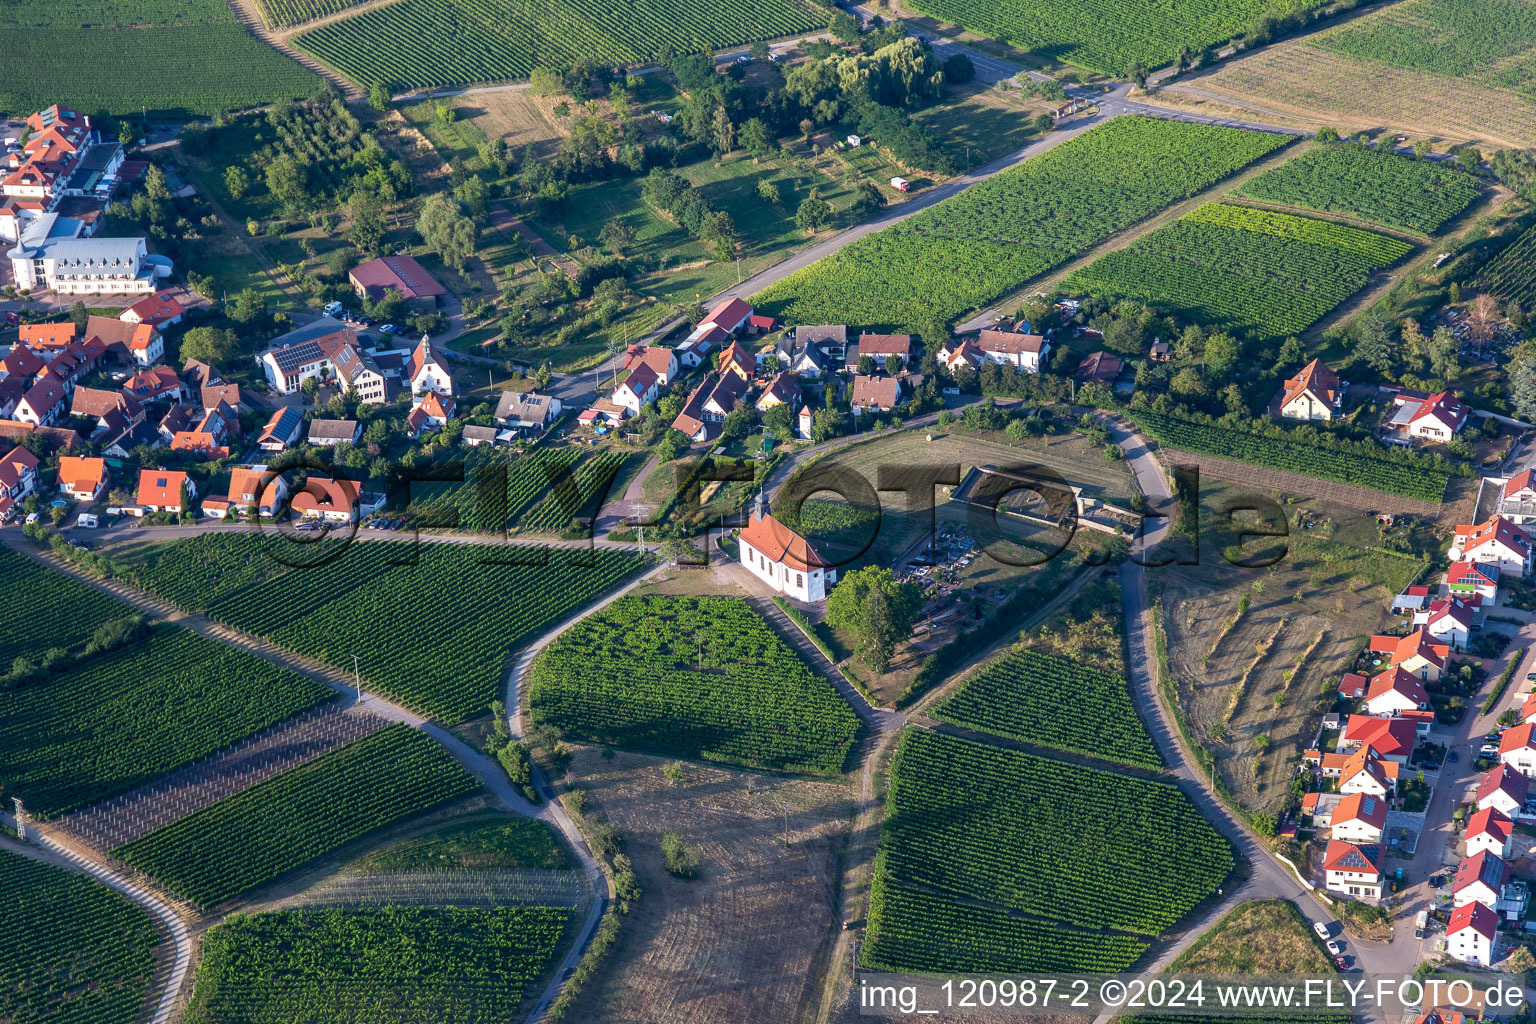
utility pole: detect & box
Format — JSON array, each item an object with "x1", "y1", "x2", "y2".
[
  {"x1": 778, "y1": 799, "x2": 790, "y2": 847},
  {"x1": 737, "y1": 257, "x2": 742, "y2": 285},
  {"x1": 352, "y1": 654, "x2": 363, "y2": 704}
]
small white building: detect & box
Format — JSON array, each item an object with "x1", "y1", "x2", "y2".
[
  {"x1": 0, "y1": 445, "x2": 41, "y2": 519},
  {"x1": 1446, "y1": 901, "x2": 1498, "y2": 965},
  {"x1": 1452, "y1": 516, "x2": 1533, "y2": 578},
  {"x1": 975, "y1": 328, "x2": 1050, "y2": 372},
  {"x1": 1466, "y1": 807, "x2": 1515, "y2": 860},
  {"x1": 1363, "y1": 667, "x2": 1431, "y2": 717},
  {"x1": 1477, "y1": 765, "x2": 1529, "y2": 817},
  {"x1": 797, "y1": 404, "x2": 814, "y2": 441},
  {"x1": 408, "y1": 336, "x2": 455, "y2": 397},
  {"x1": 1277, "y1": 359, "x2": 1344, "y2": 421},
  {"x1": 737, "y1": 497, "x2": 837, "y2": 603},
  {"x1": 612, "y1": 363, "x2": 660, "y2": 417},
  {"x1": 1453, "y1": 851, "x2": 1510, "y2": 910},
  {"x1": 1323, "y1": 840, "x2": 1383, "y2": 900},
  {"x1": 1500, "y1": 723, "x2": 1536, "y2": 777},
  {"x1": 1328, "y1": 792, "x2": 1386, "y2": 845}
]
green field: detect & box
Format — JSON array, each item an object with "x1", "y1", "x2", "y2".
[
  {"x1": 865, "y1": 729, "x2": 1229, "y2": 972},
  {"x1": 115, "y1": 725, "x2": 480, "y2": 907},
  {"x1": 933, "y1": 649, "x2": 1162, "y2": 769},
  {"x1": 0, "y1": 0, "x2": 319, "y2": 118},
  {"x1": 0, "y1": 547, "x2": 136, "y2": 668},
  {"x1": 1066, "y1": 203, "x2": 1413, "y2": 339},
  {"x1": 188, "y1": 905, "x2": 570, "y2": 1023},
  {"x1": 1, "y1": 849, "x2": 162, "y2": 1024},
  {"x1": 753, "y1": 117, "x2": 1292, "y2": 332},
  {"x1": 1313, "y1": 0, "x2": 1536, "y2": 95},
  {"x1": 903, "y1": 0, "x2": 1306, "y2": 75},
  {"x1": 353, "y1": 815, "x2": 570, "y2": 872},
  {"x1": 296, "y1": 0, "x2": 825, "y2": 89},
  {"x1": 0, "y1": 625, "x2": 333, "y2": 818},
  {"x1": 254, "y1": 0, "x2": 363, "y2": 27},
  {"x1": 528, "y1": 595, "x2": 861, "y2": 774},
  {"x1": 1233, "y1": 143, "x2": 1480, "y2": 234},
  {"x1": 128, "y1": 534, "x2": 643, "y2": 724}
]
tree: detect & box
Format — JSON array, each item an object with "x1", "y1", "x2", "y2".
[
  {"x1": 710, "y1": 105, "x2": 735, "y2": 159},
  {"x1": 857, "y1": 354, "x2": 876, "y2": 376},
  {"x1": 1315, "y1": 126, "x2": 1339, "y2": 142},
  {"x1": 179, "y1": 481, "x2": 194, "y2": 521},
  {"x1": 812, "y1": 406, "x2": 846, "y2": 442},
  {"x1": 762, "y1": 403, "x2": 794, "y2": 441},
  {"x1": 369, "y1": 81, "x2": 391, "y2": 111},
  {"x1": 850, "y1": 181, "x2": 886, "y2": 220},
  {"x1": 180, "y1": 326, "x2": 239, "y2": 366},
  {"x1": 825, "y1": 567, "x2": 923, "y2": 672},
  {"x1": 829, "y1": 10, "x2": 861, "y2": 42},
  {"x1": 1203, "y1": 330, "x2": 1240, "y2": 379},
  {"x1": 223, "y1": 165, "x2": 251, "y2": 201},
  {"x1": 661, "y1": 832, "x2": 700, "y2": 878},
  {"x1": 656, "y1": 428, "x2": 690, "y2": 463},
  {"x1": 1458, "y1": 146, "x2": 1484, "y2": 173},
  {"x1": 1169, "y1": 366, "x2": 1206, "y2": 399},
  {"x1": 1354, "y1": 313, "x2": 1395, "y2": 374},
  {"x1": 1033, "y1": 113, "x2": 1054, "y2": 133},
  {"x1": 1414, "y1": 138, "x2": 1433, "y2": 158},
  {"x1": 301, "y1": 377, "x2": 320, "y2": 403},
  {"x1": 721, "y1": 405, "x2": 754, "y2": 441},
  {"x1": 943, "y1": 53, "x2": 975, "y2": 83},
  {"x1": 416, "y1": 193, "x2": 478, "y2": 271},
  {"x1": 345, "y1": 191, "x2": 386, "y2": 256},
  {"x1": 1275, "y1": 335, "x2": 1304, "y2": 370},
  {"x1": 796, "y1": 191, "x2": 833, "y2": 234},
  {"x1": 1428, "y1": 325, "x2": 1460, "y2": 384},
  {"x1": 1128, "y1": 63, "x2": 1149, "y2": 89},
  {"x1": 68, "y1": 300, "x2": 89, "y2": 332},
  {"x1": 740, "y1": 118, "x2": 773, "y2": 161},
  {"x1": 145, "y1": 164, "x2": 171, "y2": 202},
  {"x1": 226, "y1": 287, "x2": 267, "y2": 324},
  {"x1": 264, "y1": 156, "x2": 307, "y2": 214},
  {"x1": 598, "y1": 218, "x2": 636, "y2": 255},
  {"x1": 118, "y1": 122, "x2": 136, "y2": 146},
  {"x1": 755, "y1": 177, "x2": 780, "y2": 205}
]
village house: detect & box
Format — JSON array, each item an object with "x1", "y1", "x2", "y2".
[
  {"x1": 1075, "y1": 351, "x2": 1123, "y2": 386},
  {"x1": 1277, "y1": 359, "x2": 1345, "y2": 420},
  {"x1": 671, "y1": 373, "x2": 747, "y2": 442},
  {"x1": 1453, "y1": 850, "x2": 1513, "y2": 911},
  {"x1": 169, "y1": 404, "x2": 235, "y2": 459},
  {"x1": 1477, "y1": 765, "x2": 1530, "y2": 817},
  {"x1": 1449, "y1": 562, "x2": 1500, "y2": 603},
  {"x1": 123, "y1": 365, "x2": 184, "y2": 403},
  {"x1": 69, "y1": 385, "x2": 142, "y2": 444},
  {"x1": 461, "y1": 425, "x2": 503, "y2": 447},
  {"x1": 258, "y1": 325, "x2": 389, "y2": 404},
  {"x1": 1499, "y1": 723, "x2": 1536, "y2": 777},
  {"x1": 1466, "y1": 807, "x2": 1516, "y2": 859},
  {"x1": 1323, "y1": 840, "x2": 1384, "y2": 900},
  {"x1": 1391, "y1": 390, "x2": 1469, "y2": 442},
  {"x1": 674, "y1": 332, "x2": 721, "y2": 369},
  {"x1": 697, "y1": 297, "x2": 753, "y2": 337},
  {"x1": 755, "y1": 372, "x2": 802, "y2": 413},
  {"x1": 308, "y1": 419, "x2": 361, "y2": 447},
  {"x1": 257, "y1": 406, "x2": 304, "y2": 452},
  {"x1": 0, "y1": 444, "x2": 40, "y2": 519},
  {"x1": 1364, "y1": 667, "x2": 1432, "y2": 716},
  {"x1": 738, "y1": 495, "x2": 838, "y2": 602},
  {"x1": 15, "y1": 372, "x2": 66, "y2": 427},
  {"x1": 0, "y1": 342, "x2": 45, "y2": 382},
  {"x1": 406, "y1": 391, "x2": 456, "y2": 438},
  {"x1": 1338, "y1": 748, "x2": 1398, "y2": 798},
  {"x1": 1367, "y1": 629, "x2": 1448, "y2": 683},
  {"x1": 119, "y1": 290, "x2": 184, "y2": 328},
  {"x1": 407, "y1": 336, "x2": 454, "y2": 397},
  {"x1": 494, "y1": 391, "x2": 561, "y2": 433},
  {"x1": 133, "y1": 468, "x2": 194, "y2": 515},
  {"x1": 849, "y1": 375, "x2": 902, "y2": 417},
  {"x1": 1446, "y1": 901, "x2": 1498, "y2": 965},
  {"x1": 348, "y1": 254, "x2": 445, "y2": 309},
  {"x1": 287, "y1": 475, "x2": 358, "y2": 523},
  {"x1": 611, "y1": 363, "x2": 660, "y2": 417},
  {"x1": 1338, "y1": 672, "x2": 1369, "y2": 700},
  {"x1": 1329, "y1": 792, "x2": 1387, "y2": 844},
  {"x1": 852, "y1": 332, "x2": 913, "y2": 371},
  {"x1": 1452, "y1": 516, "x2": 1534, "y2": 577},
  {"x1": 85, "y1": 315, "x2": 161, "y2": 366},
  {"x1": 211, "y1": 466, "x2": 287, "y2": 519},
  {"x1": 774, "y1": 334, "x2": 838, "y2": 377},
  {"x1": 1417, "y1": 596, "x2": 1478, "y2": 651},
  {"x1": 1497, "y1": 470, "x2": 1536, "y2": 525},
  {"x1": 622, "y1": 344, "x2": 679, "y2": 386},
  {"x1": 937, "y1": 338, "x2": 986, "y2": 374},
  {"x1": 792, "y1": 325, "x2": 848, "y2": 358},
  {"x1": 719, "y1": 341, "x2": 756, "y2": 382},
  {"x1": 1340, "y1": 715, "x2": 1417, "y2": 764},
  {"x1": 56, "y1": 455, "x2": 108, "y2": 503},
  {"x1": 975, "y1": 327, "x2": 1050, "y2": 372}
]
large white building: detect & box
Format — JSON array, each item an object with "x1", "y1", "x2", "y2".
[
  {"x1": 737, "y1": 497, "x2": 837, "y2": 603},
  {"x1": 257, "y1": 324, "x2": 389, "y2": 404},
  {"x1": 6, "y1": 212, "x2": 168, "y2": 295}
]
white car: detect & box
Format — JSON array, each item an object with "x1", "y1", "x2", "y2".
[
  {"x1": 1313, "y1": 921, "x2": 1330, "y2": 939},
  {"x1": 1327, "y1": 940, "x2": 1343, "y2": 955},
  {"x1": 24, "y1": 512, "x2": 39, "y2": 524},
  {"x1": 735, "y1": 55, "x2": 751, "y2": 64}
]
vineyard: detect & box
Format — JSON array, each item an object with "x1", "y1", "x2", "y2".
[
  {"x1": 254, "y1": 0, "x2": 366, "y2": 28},
  {"x1": 753, "y1": 117, "x2": 1293, "y2": 332},
  {"x1": 1234, "y1": 143, "x2": 1480, "y2": 234},
  {"x1": 902, "y1": 0, "x2": 1287, "y2": 75},
  {"x1": 296, "y1": 0, "x2": 825, "y2": 89},
  {"x1": 877, "y1": 729, "x2": 1232, "y2": 934},
  {"x1": 114, "y1": 725, "x2": 481, "y2": 907},
  {"x1": 0, "y1": 547, "x2": 132, "y2": 666},
  {"x1": 932, "y1": 649, "x2": 1162, "y2": 769},
  {"x1": 0, "y1": 0, "x2": 318, "y2": 118},
  {"x1": 0, "y1": 625, "x2": 333, "y2": 818},
  {"x1": 864, "y1": 871, "x2": 1150, "y2": 973},
  {"x1": 527, "y1": 595, "x2": 861, "y2": 774},
  {"x1": 405, "y1": 447, "x2": 582, "y2": 532},
  {"x1": 1, "y1": 849, "x2": 161, "y2": 1024},
  {"x1": 1066, "y1": 203, "x2": 1413, "y2": 340},
  {"x1": 1128, "y1": 409, "x2": 1456, "y2": 501},
  {"x1": 188, "y1": 905, "x2": 571, "y2": 1023},
  {"x1": 1479, "y1": 222, "x2": 1536, "y2": 304},
  {"x1": 130, "y1": 533, "x2": 643, "y2": 723},
  {"x1": 519, "y1": 449, "x2": 631, "y2": 532},
  {"x1": 1312, "y1": 0, "x2": 1536, "y2": 93}
]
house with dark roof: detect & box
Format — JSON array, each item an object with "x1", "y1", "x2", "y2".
[
  {"x1": 853, "y1": 332, "x2": 912, "y2": 370},
  {"x1": 1476, "y1": 764, "x2": 1529, "y2": 817},
  {"x1": 1453, "y1": 850, "x2": 1512, "y2": 910},
  {"x1": 257, "y1": 406, "x2": 304, "y2": 452},
  {"x1": 1323, "y1": 840, "x2": 1383, "y2": 900},
  {"x1": 349, "y1": 255, "x2": 446, "y2": 307},
  {"x1": 0, "y1": 444, "x2": 40, "y2": 519},
  {"x1": 257, "y1": 325, "x2": 388, "y2": 404},
  {"x1": 1075, "y1": 350, "x2": 1123, "y2": 386},
  {"x1": 308, "y1": 419, "x2": 360, "y2": 447},
  {"x1": 755, "y1": 372, "x2": 801, "y2": 413}
]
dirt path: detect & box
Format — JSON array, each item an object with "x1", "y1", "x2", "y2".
[{"x1": 223, "y1": 0, "x2": 362, "y2": 97}]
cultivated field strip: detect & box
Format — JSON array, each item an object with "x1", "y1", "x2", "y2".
[
  {"x1": 59, "y1": 703, "x2": 393, "y2": 851},
  {"x1": 292, "y1": 867, "x2": 589, "y2": 908}
]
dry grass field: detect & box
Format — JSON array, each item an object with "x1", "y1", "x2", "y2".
[
  {"x1": 1155, "y1": 483, "x2": 1423, "y2": 815},
  {"x1": 1164, "y1": 899, "x2": 1332, "y2": 973},
  {"x1": 558, "y1": 748, "x2": 852, "y2": 1024},
  {"x1": 1188, "y1": 39, "x2": 1536, "y2": 150}
]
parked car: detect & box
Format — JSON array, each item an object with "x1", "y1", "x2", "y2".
[
  {"x1": 24, "y1": 512, "x2": 39, "y2": 525},
  {"x1": 1480, "y1": 744, "x2": 1500, "y2": 757},
  {"x1": 1334, "y1": 956, "x2": 1349, "y2": 971},
  {"x1": 379, "y1": 323, "x2": 401, "y2": 334},
  {"x1": 323, "y1": 300, "x2": 344, "y2": 317},
  {"x1": 735, "y1": 54, "x2": 750, "y2": 63},
  {"x1": 1313, "y1": 921, "x2": 1330, "y2": 939},
  {"x1": 767, "y1": 53, "x2": 780, "y2": 62},
  {"x1": 1447, "y1": 749, "x2": 1460, "y2": 763},
  {"x1": 1327, "y1": 940, "x2": 1343, "y2": 955}
]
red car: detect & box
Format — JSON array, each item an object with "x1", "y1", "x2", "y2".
[{"x1": 1334, "y1": 956, "x2": 1349, "y2": 971}]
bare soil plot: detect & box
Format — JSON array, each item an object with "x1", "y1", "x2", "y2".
[
  {"x1": 558, "y1": 748, "x2": 852, "y2": 1024},
  {"x1": 1155, "y1": 482, "x2": 1424, "y2": 815}
]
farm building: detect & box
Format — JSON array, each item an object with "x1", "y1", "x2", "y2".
[{"x1": 348, "y1": 255, "x2": 445, "y2": 308}]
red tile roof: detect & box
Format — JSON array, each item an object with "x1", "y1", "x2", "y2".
[
  {"x1": 1342, "y1": 715, "x2": 1417, "y2": 758},
  {"x1": 1449, "y1": 561, "x2": 1499, "y2": 587},
  {"x1": 136, "y1": 468, "x2": 189, "y2": 508},
  {"x1": 1500, "y1": 722, "x2": 1536, "y2": 756},
  {"x1": 1477, "y1": 764, "x2": 1529, "y2": 807},
  {"x1": 1281, "y1": 358, "x2": 1342, "y2": 410},
  {"x1": 704, "y1": 297, "x2": 752, "y2": 331},
  {"x1": 1409, "y1": 390, "x2": 1469, "y2": 431},
  {"x1": 1447, "y1": 900, "x2": 1498, "y2": 941},
  {"x1": 1330, "y1": 792, "x2": 1387, "y2": 830},
  {"x1": 1366, "y1": 666, "x2": 1430, "y2": 708},
  {"x1": 17, "y1": 322, "x2": 78, "y2": 349},
  {"x1": 121, "y1": 291, "x2": 184, "y2": 326},
  {"x1": 1467, "y1": 807, "x2": 1514, "y2": 847},
  {"x1": 1322, "y1": 839, "x2": 1382, "y2": 874},
  {"x1": 1457, "y1": 515, "x2": 1532, "y2": 559},
  {"x1": 56, "y1": 456, "x2": 106, "y2": 495},
  {"x1": 1453, "y1": 849, "x2": 1510, "y2": 895},
  {"x1": 739, "y1": 508, "x2": 830, "y2": 572},
  {"x1": 349, "y1": 255, "x2": 446, "y2": 301}
]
